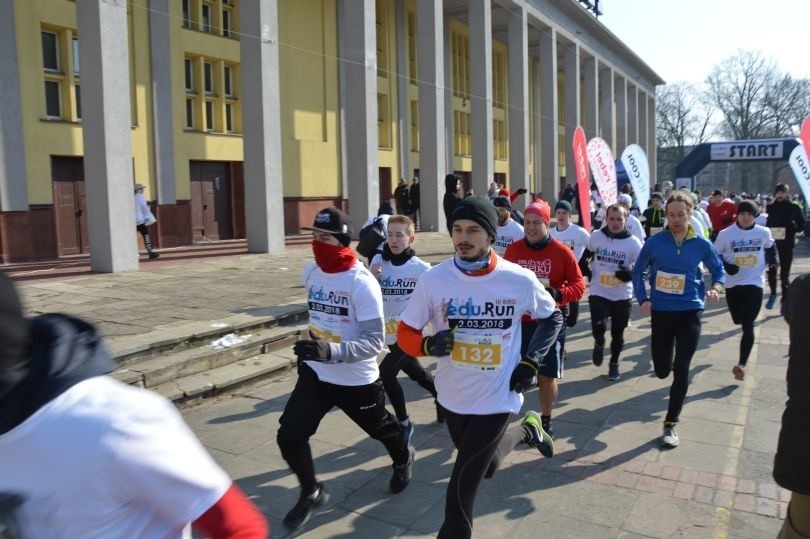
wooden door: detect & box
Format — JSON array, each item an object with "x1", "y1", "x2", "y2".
[
  {"x1": 378, "y1": 167, "x2": 392, "y2": 206},
  {"x1": 52, "y1": 157, "x2": 89, "y2": 255},
  {"x1": 190, "y1": 161, "x2": 232, "y2": 242}
]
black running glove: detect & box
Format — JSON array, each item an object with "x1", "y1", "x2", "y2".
[
  {"x1": 723, "y1": 262, "x2": 740, "y2": 276},
  {"x1": 510, "y1": 360, "x2": 538, "y2": 393},
  {"x1": 294, "y1": 336, "x2": 331, "y2": 364},
  {"x1": 614, "y1": 269, "x2": 633, "y2": 282},
  {"x1": 545, "y1": 287, "x2": 563, "y2": 303},
  {"x1": 421, "y1": 329, "x2": 455, "y2": 356},
  {"x1": 515, "y1": 188, "x2": 528, "y2": 196}
]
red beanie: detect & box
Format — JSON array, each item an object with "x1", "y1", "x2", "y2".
[{"x1": 524, "y1": 200, "x2": 551, "y2": 225}]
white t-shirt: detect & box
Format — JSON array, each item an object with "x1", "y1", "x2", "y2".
[
  {"x1": 493, "y1": 220, "x2": 524, "y2": 256},
  {"x1": 370, "y1": 254, "x2": 431, "y2": 344},
  {"x1": 0, "y1": 377, "x2": 230, "y2": 539},
  {"x1": 550, "y1": 223, "x2": 590, "y2": 260},
  {"x1": 399, "y1": 257, "x2": 557, "y2": 415},
  {"x1": 303, "y1": 260, "x2": 383, "y2": 385},
  {"x1": 714, "y1": 224, "x2": 774, "y2": 288},
  {"x1": 586, "y1": 229, "x2": 644, "y2": 301}
]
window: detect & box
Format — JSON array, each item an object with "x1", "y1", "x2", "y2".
[
  {"x1": 494, "y1": 119, "x2": 507, "y2": 160},
  {"x1": 185, "y1": 98, "x2": 194, "y2": 129},
  {"x1": 493, "y1": 50, "x2": 506, "y2": 109},
  {"x1": 74, "y1": 84, "x2": 81, "y2": 119},
  {"x1": 225, "y1": 103, "x2": 233, "y2": 132},
  {"x1": 184, "y1": 58, "x2": 194, "y2": 91},
  {"x1": 182, "y1": 0, "x2": 192, "y2": 27},
  {"x1": 205, "y1": 100, "x2": 214, "y2": 130},
  {"x1": 42, "y1": 31, "x2": 59, "y2": 71},
  {"x1": 377, "y1": 94, "x2": 390, "y2": 148},
  {"x1": 72, "y1": 37, "x2": 80, "y2": 74},
  {"x1": 407, "y1": 11, "x2": 417, "y2": 83},
  {"x1": 204, "y1": 62, "x2": 214, "y2": 95},
  {"x1": 454, "y1": 110, "x2": 471, "y2": 156},
  {"x1": 45, "y1": 80, "x2": 61, "y2": 118},
  {"x1": 201, "y1": 3, "x2": 212, "y2": 33},
  {"x1": 410, "y1": 100, "x2": 419, "y2": 151},
  {"x1": 224, "y1": 65, "x2": 233, "y2": 96},
  {"x1": 375, "y1": 0, "x2": 388, "y2": 77},
  {"x1": 451, "y1": 29, "x2": 469, "y2": 98},
  {"x1": 222, "y1": 9, "x2": 232, "y2": 38}
]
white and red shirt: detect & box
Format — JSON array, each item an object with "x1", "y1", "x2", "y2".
[
  {"x1": 399, "y1": 258, "x2": 557, "y2": 415},
  {"x1": 550, "y1": 223, "x2": 590, "y2": 260},
  {"x1": 371, "y1": 254, "x2": 431, "y2": 345},
  {"x1": 493, "y1": 220, "x2": 524, "y2": 256},
  {"x1": 714, "y1": 224, "x2": 774, "y2": 288},
  {"x1": 303, "y1": 260, "x2": 383, "y2": 385},
  {"x1": 0, "y1": 377, "x2": 231, "y2": 539},
  {"x1": 587, "y1": 229, "x2": 644, "y2": 301}
]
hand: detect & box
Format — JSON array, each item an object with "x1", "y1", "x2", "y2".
[
  {"x1": 516, "y1": 188, "x2": 528, "y2": 196},
  {"x1": 614, "y1": 269, "x2": 633, "y2": 282},
  {"x1": 509, "y1": 360, "x2": 538, "y2": 393},
  {"x1": 707, "y1": 289, "x2": 720, "y2": 304},
  {"x1": 639, "y1": 301, "x2": 651, "y2": 316},
  {"x1": 723, "y1": 262, "x2": 739, "y2": 276},
  {"x1": 293, "y1": 336, "x2": 331, "y2": 363},
  {"x1": 545, "y1": 287, "x2": 563, "y2": 303},
  {"x1": 421, "y1": 328, "x2": 455, "y2": 356}
]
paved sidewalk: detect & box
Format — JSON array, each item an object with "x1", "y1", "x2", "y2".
[{"x1": 9, "y1": 233, "x2": 810, "y2": 538}]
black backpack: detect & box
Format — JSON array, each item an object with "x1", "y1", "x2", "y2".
[{"x1": 356, "y1": 217, "x2": 386, "y2": 258}]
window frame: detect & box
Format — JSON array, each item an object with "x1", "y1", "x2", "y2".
[
  {"x1": 42, "y1": 31, "x2": 60, "y2": 72},
  {"x1": 44, "y1": 79, "x2": 62, "y2": 119}
]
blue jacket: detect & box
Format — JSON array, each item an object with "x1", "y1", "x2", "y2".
[{"x1": 632, "y1": 226, "x2": 725, "y2": 311}]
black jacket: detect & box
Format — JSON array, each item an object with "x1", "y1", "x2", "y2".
[
  {"x1": 442, "y1": 175, "x2": 462, "y2": 231},
  {"x1": 766, "y1": 200, "x2": 805, "y2": 241}
]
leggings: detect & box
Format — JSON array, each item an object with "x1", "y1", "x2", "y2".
[
  {"x1": 136, "y1": 223, "x2": 154, "y2": 252},
  {"x1": 726, "y1": 285, "x2": 763, "y2": 366},
  {"x1": 438, "y1": 409, "x2": 526, "y2": 539},
  {"x1": 380, "y1": 343, "x2": 437, "y2": 422},
  {"x1": 768, "y1": 239, "x2": 795, "y2": 296},
  {"x1": 588, "y1": 296, "x2": 632, "y2": 364},
  {"x1": 650, "y1": 309, "x2": 702, "y2": 423}
]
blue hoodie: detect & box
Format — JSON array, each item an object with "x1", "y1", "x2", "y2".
[{"x1": 632, "y1": 226, "x2": 725, "y2": 311}]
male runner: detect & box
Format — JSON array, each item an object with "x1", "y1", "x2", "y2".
[
  {"x1": 766, "y1": 183, "x2": 805, "y2": 314},
  {"x1": 549, "y1": 200, "x2": 590, "y2": 328},
  {"x1": 492, "y1": 196, "x2": 524, "y2": 256}
]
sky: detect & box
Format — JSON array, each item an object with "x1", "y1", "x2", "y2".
[{"x1": 599, "y1": 0, "x2": 810, "y2": 85}]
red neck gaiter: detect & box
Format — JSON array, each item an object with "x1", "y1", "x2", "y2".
[{"x1": 312, "y1": 241, "x2": 357, "y2": 273}]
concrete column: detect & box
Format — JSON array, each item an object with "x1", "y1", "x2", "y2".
[
  {"x1": 508, "y1": 5, "x2": 529, "y2": 194},
  {"x1": 615, "y1": 74, "x2": 627, "y2": 150},
  {"x1": 583, "y1": 55, "x2": 598, "y2": 140},
  {"x1": 417, "y1": 0, "x2": 445, "y2": 232},
  {"x1": 539, "y1": 28, "x2": 558, "y2": 202},
  {"x1": 0, "y1": 0, "x2": 28, "y2": 211},
  {"x1": 532, "y1": 59, "x2": 542, "y2": 195},
  {"x1": 469, "y1": 0, "x2": 493, "y2": 195},
  {"x1": 638, "y1": 90, "x2": 647, "y2": 154},
  {"x1": 148, "y1": 0, "x2": 176, "y2": 204},
  {"x1": 341, "y1": 0, "x2": 379, "y2": 229},
  {"x1": 240, "y1": 0, "x2": 284, "y2": 253},
  {"x1": 77, "y1": 0, "x2": 137, "y2": 272},
  {"x1": 599, "y1": 65, "x2": 614, "y2": 153},
  {"x1": 563, "y1": 43, "x2": 580, "y2": 197},
  {"x1": 648, "y1": 94, "x2": 657, "y2": 185},
  {"x1": 627, "y1": 83, "x2": 638, "y2": 144},
  {"x1": 395, "y1": 0, "x2": 410, "y2": 180}
]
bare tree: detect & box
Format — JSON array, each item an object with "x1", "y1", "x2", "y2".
[{"x1": 655, "y1": 82, "x2": 712, "y2": 181}]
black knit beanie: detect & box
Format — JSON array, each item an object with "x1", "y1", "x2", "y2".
[
  {"x1": 737, "y1": 200, "x2": 758, "y2": 216},
  {"x1": 449, "y1": 196, "x2": 498, "y2": 242},
  {"x1": 555, "y1": 200, "x2": 572, "y2": 213}
]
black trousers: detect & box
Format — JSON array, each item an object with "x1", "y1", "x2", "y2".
[
  {"x1": 566, "y1": 300, "x2": 580, "y2": 327},
  {"x1": 136, "y1": 223, "x2": 154, "y2": 251},
  {"x1": 768, "y1": 239, "x2": 795, "y2": 296},
  {"x1": 650, "y1": 310, "x2": 702, "y2": 423},
  {"x1": 438, "y1": 409, "x2": 526, "y2": 539},
  {"x1": 380, "y1": 343, "x2": 437, "y2": 422},
  {"x1": 726, "y1": 285, "x2": 763, "y2": 366},
  {"x1": 589, "y1": 296, "x2": 632, "y2": 364},
  {"x1": 277, "y1": 363, "x2": 406, "y2": 494}
]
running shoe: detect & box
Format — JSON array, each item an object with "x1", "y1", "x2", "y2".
[
  {"x1": 283, "y1": 483, "x2": 329, "y2": 530},
  {"x1": 766, "y1": 293, "x2": 777, "y2": 309},
  {"x1": 390, "y1": 445, "x2": 415, "y2": 493},
  {"x1": 607, "y1": 363, "x2": 620, "y2": 381},
  {"x1": 733, "y1": 364, "x2": 745, "y2": 381},
  {"x1": 662, "y1": 422, "x2": 679, "y2": 447},
  {"x1": 148, "y1": 252, "x2": 160, "y2": 259},
  {"x1": 522, "y1": 411, "x2": 555, "y2": 458},
  {"x1": 592, "y1": 341, "x2": 605, "y2": 366}
]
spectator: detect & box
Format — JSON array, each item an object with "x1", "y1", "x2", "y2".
[
  {"x1": 442, "y1": 174, "x2": 462, "y2": 231},
  {"x1": 394, "y1": 178, "x2": 411, "y2": 215},
  {"x1": 134, "y1": 183, "x2": 159, "y2": 259}
]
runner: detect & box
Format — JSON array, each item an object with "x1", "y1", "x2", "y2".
[
  {"x1": 641, "y1": 192, "x2": 666, "y2": 238},
  {"x1": 766, "y1": 183, "x2": 806, "y2": 314},
  {"x1": 549, "y1": 200, "x2": 590, "y2": 328},
  {"x1": 504, "y1": 200, "x2": 586, "y2": 436},
  {"x1": 706, "y1": 189, "x2": 737, "y2": 241},
  {"x1": 492, "y1": 196, "x2": 524, "y2": 256},
  {"x1": 396, "y1": 196, "x2": 562, "y2": 539},
  {"x1": 373, "y1": 215, "x2": 442, "y2": 445},
  {"x1": 714, "y1": 200, "x2": 775, "y2": 381},
  {"x1": 581, "y1": 204, "x2": 643, "y2": 380},
  {"x1": 614, "y1": 193, "x2": 646, "y2": 242},
  {"x1": 631, "y1": 191, "x2": 725, "y2": 448},
  {"x1": 277, "y1": 208, "x2": 414, "y2": 531}
]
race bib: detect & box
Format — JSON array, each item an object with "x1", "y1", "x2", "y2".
[
  {"x1": 450, "y1": 331, "x2": 502, "y2": 371},
  {"x1": 770, "y1": 227, "x2": 786, "y2": 240},
  {"x1": 599, "y1": 273, "x2": 623, "y2": 288},
  {"x1": 655, "y1": 271, "x2": 686, "y2": 295},
  {"x1": 384, "y1": 317, "x2": 400, "y2": 337},
  {"x1": 734, "y1": 254, "x2": 758, "y2": 268},
  {"x1": 650, "y1": 226, "x2": 663, "y2": 235},
  {"x1": 308, "y1": 325, "x2": 341, "y2": 343}
]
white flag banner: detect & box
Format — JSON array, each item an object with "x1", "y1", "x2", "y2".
[
  {"x1": 620, "y1": 144, "x2": 650, "y2": 208},
  {"x1": 587, "y1": 137, "x2": 617, "y2": 206},
  {"x1": 788, "y1": 141, "x2": 810, "y2": 206}
]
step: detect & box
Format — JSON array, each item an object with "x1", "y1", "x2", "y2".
[{"x1": 111, "y1": 322, "x2": 307, "y2": 389}]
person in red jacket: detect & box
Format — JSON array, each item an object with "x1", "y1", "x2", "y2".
[
  {"x1": 706, "y1": 189, "x2": 737, "y2": 240},
  {"x1": 504, "y1": 201, "x2": 586, "y2": 436}
]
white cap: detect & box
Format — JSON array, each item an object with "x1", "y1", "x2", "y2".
[{"x1": 617, "y1": 193, "x2": 633, "y2": 207}]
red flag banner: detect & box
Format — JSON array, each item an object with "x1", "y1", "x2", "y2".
[
  {"x1": 572, "y1": 126, "x2": 591, "y2": 230},
  {"x1": 800, "y1": 116, "x2": 810, "y2": 157}
]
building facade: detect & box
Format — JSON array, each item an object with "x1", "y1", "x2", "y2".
[{"x1": 0, "y1": 0, "x2": 662, "y2": 268}]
